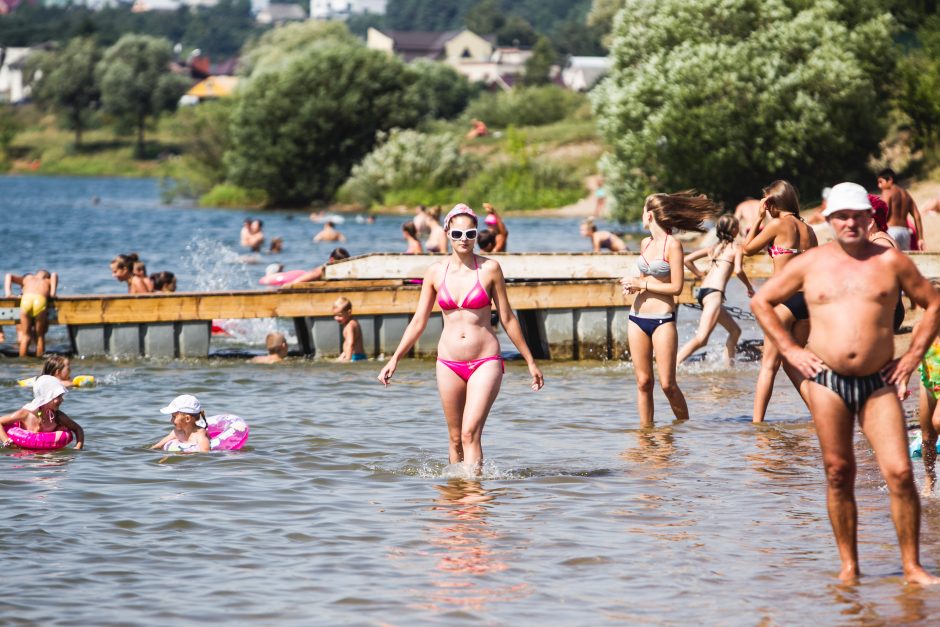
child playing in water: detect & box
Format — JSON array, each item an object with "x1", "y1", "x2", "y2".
[
  {"x1": 133, "y1": 261, "x2": 154, "y2": 292},
  {"x1": 333, "y1": 297, "x2": 366, "y2": 361},
  {"x1": 150, "y1": 271, "x2": 176, "y2": 293},
  {"x1": 151, "y1": 394, "x2": 210, "y2": 453},
  {"x1": 0, "y1": 375, "x2": 84, "y2": 449},
  {"x1": 677, "y1": 215, "x2": 756, "y2": 366},
  {"x1": 4, "y1": 269, "x2": 58, "y2": 357},
  {"x1": 251, "y1": 332, "x2": 289, "y2": 364},
  {"x1": 110, "y1": 254, "x2": 152, "y2": 294}
]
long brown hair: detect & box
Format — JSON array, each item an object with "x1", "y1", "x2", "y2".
[
  {"x1": 762, "y1": 180, "x2": 800, "y2": 215},
  {"x1": 645, "y1": 191, "x2": 717, "y2": 233},
  {"x1": 715, "y1": 214, "x2": 739, "y2": 243}
]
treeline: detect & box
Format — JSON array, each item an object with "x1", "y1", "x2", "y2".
[{"x1": 0, "y1": 0, "x2": 261, "y2": 58}]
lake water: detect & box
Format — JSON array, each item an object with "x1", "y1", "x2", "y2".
[{"x1": 2, "y1": 176, "x2": 939, "y2": 625}]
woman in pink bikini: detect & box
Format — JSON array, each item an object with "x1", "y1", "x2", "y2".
[
  {"x1": 378, "y1": 204, "x2": 544, "y2": 471},
  {"x1": 743, "y1": 180, "x2": 818, "y2": 422}
]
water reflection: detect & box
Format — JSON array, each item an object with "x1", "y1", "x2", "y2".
[
  {"x1": 747, "y1": 425, "x2": 817, "y2": 476},
  {"x1": 620, "y1": 424, "x2": 678, "y2": 471},
  {"x1": 424, "y1": 479, "x2": 529, "y2": 611}
]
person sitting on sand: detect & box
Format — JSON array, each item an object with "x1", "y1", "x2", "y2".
[
  {"x1": 5, "y1": 269, "x2": 58, "y2": 357},
  {"x1": 286, "y1": 248, "x2": 350, "y2": 285},
  {"x1": 314, "y1": 221, "x2": 346, "y2": 243},
  {"x1": 678, "y1": 215, "x2": 755, "y2": 366},
  {"x1": 333, "y1": 297, "x2": 366, "y2": 362},
  {"x1": 0, "y1": 375, "x2": 84, "y2": 449},
  {"x1": 151, "y1": 394, "x2": 210, "y2": 453},
  {"x1": 751, "y1": 182, "x2": 940, "y2": 585},
  {"x1": 581, "y1": 218, "x2": 626, "y2": 252},
  {"x1": 111, "y1": 254, "x2": 152, "y2": 294},
  {"x1": 251, "y1": 332, "x2": 288, "y2": 364}
]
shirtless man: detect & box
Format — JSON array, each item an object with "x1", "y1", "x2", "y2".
[
  {"x1": 733, "y1": 197, "x2": 761, "y2": 236},
  {"x1": 751, "y1": 182, "x2": 940, "y2": 584},
  {"x1": 313, "y1": 221, "x2": 346, "y2": 243},
  {"x1": 4, "y1": 270, "x2": 58, "y2": 357},
  {"x1": 240, "y1": 218, "x2": 264, "y2": 252},
  {"x1": 878, "y1": 168, "x2": 923, "y2": 251}
]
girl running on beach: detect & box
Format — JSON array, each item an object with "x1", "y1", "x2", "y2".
[
  {"x1": 742, "y1": 180, "x2": 818, "y2": 423},
  {"x1": 151, "y1": 394, "x2": 210, "y2": 453},
  {"x1": 378, "y1": 204, "x2": 543, "y2": 472},
  {"x1": 678, "y1": 215, "x2": 755, "y2": 366},
  {"x1": 621, "y1": 192, "x2": 717, "y2": 425}
]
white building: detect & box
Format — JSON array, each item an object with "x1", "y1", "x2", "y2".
[
  {"x1": 0, "y1": 47, "x2": 34, "y2": 103},
  {"x1": 561, "y1": 56, "x2": 611, "y2": 92},
  {"x1": 311, "y1": 0, "x2": 386, "y2": 20}
]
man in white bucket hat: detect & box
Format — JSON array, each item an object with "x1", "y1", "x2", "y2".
[
  {"x1": 752, "y1": 182, "x2": 940, "y2": 584},
  {"x1": 0, "y1": 375, "x2": 84, "y2": 449}
]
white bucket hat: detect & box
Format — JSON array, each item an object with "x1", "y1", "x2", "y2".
[
  {"x1": 160, "y1": 394, "x2": 202, "y2": 415},
  {"x1": 24, "y1": 375, "x2": 67, "y2": 412},
  {"x1": 822, "y1": 182, "x2": 872, "y2": 217}
]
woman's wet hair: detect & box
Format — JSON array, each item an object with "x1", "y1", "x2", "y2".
[
  {"x1": 402, "y1": 221, "x2": 417, "y2": 238},
  {"x1": 762, "y1": 180, "x2": 800, "y2": 215},
  {"x1": 110, "y1": 253, "x2": 139, "y2": 271},
  {"x1": 41, "y1": 355, "x2": 69, "y2": 377},
  {"x1": 150, "y1": 271, "x2": 176, "y2": 292},
  {"x1": 715, "y1": 214, "x2": 739, "y2": 243},
  {"x1": 644, "y1": 191, "x2": 717, "y2": 233}
]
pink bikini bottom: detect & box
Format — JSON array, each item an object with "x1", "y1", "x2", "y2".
[{"x1": 437, "y1": 355, "x2": 504, "y2": 382}]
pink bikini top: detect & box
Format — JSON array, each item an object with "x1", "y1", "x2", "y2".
[
  {"x1": 438, "y1": 256, "x2": 491, "y2": 311},
  {"x1": 767, "y1": 244, "x2": 799, "y2": 257}
]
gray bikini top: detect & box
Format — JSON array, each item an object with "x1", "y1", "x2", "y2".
[{"x1": 636, "y1": 236, "x2": 672, "y2": 279}]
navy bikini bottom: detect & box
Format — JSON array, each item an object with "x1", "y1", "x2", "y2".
[{"x1": 629, "y1": 311, "x2": 676, "y2": 337}]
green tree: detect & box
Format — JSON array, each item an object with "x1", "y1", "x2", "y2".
[
  {"x1": 238, "y1": 19, "x2": 356, "y2": 77},
  {"x1": 896, "y1": 15, "x2": 940, "y2": 149},
  {"x1": 496, "y1": 15, "x2": 537, "y2": 47},
  {"x1": 464, "y1": 0, "x2": 504, "y2": 34},
  {"x1": 593, "y1": 0, "x2": 895, "y2": 221},
  {"x1": 523, "y1": 36, "x2": 555, "y2": 86},
  {"x1": 406, "y1": 59, "x2": 476, "y2": 120},
  {"x1": 96, "y1": 34, "x2": 190, "y2": 156},
  {"x1": 225, "y1": 44, "x2": 422, "y2": 206},
  {"x1": 30, "y1": 37, "x2": 101, "y2": 148}
]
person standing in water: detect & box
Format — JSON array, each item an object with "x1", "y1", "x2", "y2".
[
  {"x1": 378, "y1": 204, "x2": 543, "y2": 472},
  {"x1": 621, "y1": 192, "x2": 717, "y2": 425},
  {"x1": 743, "y1": 180, "x2": 818, "y2": 423},
  {"x1": 425, "y1": 206, "x2": 448, "y2": 254},
  {"x1": 752, "y1": 182, "x2": 940, "y2": 585},
  {"x1": 678, "y1": 215, "x2": 755, "y2": 366}
]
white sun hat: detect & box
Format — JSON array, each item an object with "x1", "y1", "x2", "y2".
[
  {"x1": 822, "y1": 182, "x2": 872, "y2": 217},
  {"x1": 24, "y1": 375, "x2": 68, "y2": 412},
  {"x1": 160, "y1": 394, "x2": 202, "y2": 415}
]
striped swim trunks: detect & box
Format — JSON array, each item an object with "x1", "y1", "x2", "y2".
[{"x1": 812, "y1": 368, "x2": 887, "y2": 415}]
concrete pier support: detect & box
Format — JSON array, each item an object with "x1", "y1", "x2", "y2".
[
  {"x1": 521, "y1": 307, "x2": 632, "y2": 361},
  {"x1": 69, "y1": 322, "x2": 210, "y2": 358}
]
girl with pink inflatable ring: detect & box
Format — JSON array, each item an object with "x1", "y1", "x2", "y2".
[
  {"x1": 378, "y1": 204, "x2": 544, "y2": 473},
  {"x1": 0, "y1": 375, "x2": 85, "y2": 450}
]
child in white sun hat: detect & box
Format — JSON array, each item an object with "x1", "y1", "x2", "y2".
[
  {"x1": 151, "y1": 394, "x2": 210, "y2": 453},
  {"x1": 0, "y1": 375, "x2": 85, "y2": 449}
]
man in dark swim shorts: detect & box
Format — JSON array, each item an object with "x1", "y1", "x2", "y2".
[{"x1": 751, "y1": 182, "x2": 940, "y2": 585}]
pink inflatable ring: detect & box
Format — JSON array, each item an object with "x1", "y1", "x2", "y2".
[
  {"x1": 163, "y1": 414, "x2": 250, "y2": 452},
  {"x1": 7, "y1": 424, "x2": 73, "y2": 450}
]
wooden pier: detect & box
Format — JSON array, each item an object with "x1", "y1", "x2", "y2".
[{"x1": 1, "y1": 252, "x2": 935, "y2": 360}]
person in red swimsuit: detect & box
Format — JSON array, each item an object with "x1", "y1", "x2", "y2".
[{"x1": 378, "y1": 204, "x2": 544, "y2": 473}]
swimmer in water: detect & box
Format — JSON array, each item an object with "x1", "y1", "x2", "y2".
[
  {"x1": 151, "y1": 394, "x2": 210, "y2": 453},
  {"x1": 111, "y1": 254, "x2": 153, "y2": 294},
  {"x1": 402, "y1": 221, "x2": 423, "y2": 254},
  {"x1": 41, "y1": 354, "x2": 74, "y2": 387},
  {"x1": 743, "y1": 180, "x2": 818, "y2": 423},
  {"x1": 482, "y1": 203, "x2": 508, "y2": 252},
  {"x1": 621, "y1": 191, "x2": 717, "y2": 425},
  {"x1": 581, "y1": 218, "x2": 626, "y2": 252},
  {"x1": 251, "y1": 332, "x2": 288, "y2": 364},
  {"x1": 378, "y1": 204, "x2": 543, "y2": 473},
  {"x1": 5, "y1": 268, "x2": 58, "y2": 357},
  {"x1": 133, "y1": 261, "x2": 154, "y2": 292},
  {"x1": 678, "y1": 215, "x2": 755, "y2": 366},
  {"x1": 313, "y1": 221, "x2": 346, "y2": 243},
  {"x1": 0, "y1": 375, "x2": 84, "y2": 449},
  {"x1": 752, "y1": 182, "x2": 940, "y2": 585},
  {"x1": 334, "y1": 297, "x2": 366, "y2": 362},
  {"x1": 425, "y1": 206, "x2": 448, "y2": 254}
]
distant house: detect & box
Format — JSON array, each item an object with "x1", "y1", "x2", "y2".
[
  {"x1": 0, "y1": 47, "x2": 37, "y2": 103},
  {"x1": 561, "y1": 56, "x2": 611, "y2": 92},
  {"x1": 366, "y1": 28, "x2": 494, "y2": 64},
  {"x1": 310, "y1": 0, "x2": 386, "y2": 20},
  {"x1": 454, "y1": 46, "x2": 532, "y2": 91},
  {"x1": 256, "y1": 2, "x2": 307, "y2": 24}
]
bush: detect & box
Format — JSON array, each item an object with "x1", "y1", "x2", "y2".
[
  {"x1": 593, "y1": 0, "x2": 895, "y2": 220},
  {"x1": 464, "y1": 86, "x2": 586, "y2": 128},
  {"x1": 167, "y1": 100, "x2": 234, "y2": 195},
  {"x1": 338, "y1": 129, "x2": 476, "y2": 206},
  {"x1": 405, "y1": 59, "x2": 477, "y2": 121},
  {"x1": 199, "y1": 183, "x2": 267, "y2": 208}
]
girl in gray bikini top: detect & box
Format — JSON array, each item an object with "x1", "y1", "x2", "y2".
[{"x1": 636, "y1": 235, "x2": 672, "y2": 279}]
